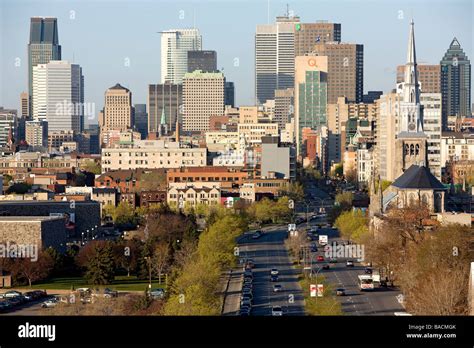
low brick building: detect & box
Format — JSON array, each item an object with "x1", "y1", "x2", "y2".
[
  {"x1": 140, "y1": 190, "x2": 166, "y2": 207},
  {"x1": 0, "y1": 216, "x2": 66, "y2": 252},
  {"x1": 0, "y1": 200, "x2": 100, "y2": 238}
]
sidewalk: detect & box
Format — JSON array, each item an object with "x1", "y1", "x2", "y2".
[{"x1": 222, "y1": 269, "x2": 243, "y2": 316}]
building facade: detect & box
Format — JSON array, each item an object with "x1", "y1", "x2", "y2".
[
  {"x1": 182, "y1": 71, "x2": 225, "y2": 132},
  {"x1": 160, "y1": 29, "x2": 202, "y2": 84},
  {"x1": 440, "y1": 38, "x2": 471, "y2": 129},
  {"x1": 147, "y1": 83, "x2": 182, "y2": 135},
  {"x1": 32, "y1": 60, "x2": 84, "y2": 134},
  {"x1": 187, "y1": 50, "x2": 217, "y2": 72}
]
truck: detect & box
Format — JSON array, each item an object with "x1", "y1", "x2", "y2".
[{"x1": 358, "y1": 275, "x2": 375, "y2": 291}]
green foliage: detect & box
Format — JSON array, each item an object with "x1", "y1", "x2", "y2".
[
  {"x1": 197, "y1": 215, "x2": 246, "y2": 269},
  {"x1": 84, "y1": 242, "x2": 116, "y2": 285},
  {"x1": 281, "y1": 182, "x2": 305, "y2": 201},
  {"x1": 82, "y1": 160, "x2": 101, "y2": 175},
  {"x1": 248, "y1": 197, "x2": 292, "y2": 225},
  {"x1": 103, "y1": 202, "x2": 137, "y2": 228},
  {"x1": 6, "y1": 183, "x2": 31, "y2": 194},
  {"x1": 334, "y1": 209, "x2": 368, "y2": 242},
  {"x1": 331, "y1": 163, "x2": 343, "y2": 178},
  {"x1": 299, "y1": 274, "x2": 343, "y2": 315},
  {"x1": 335, "y1": 191, "x2": 353, "y2": 208}
]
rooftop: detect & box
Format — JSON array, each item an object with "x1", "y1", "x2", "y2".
[{"x1": 392, "y1": 165, "x2": 446, "y2": 190}]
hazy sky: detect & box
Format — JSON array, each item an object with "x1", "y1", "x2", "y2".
[{"x1": 0, "y1": 0, "x2": 472, "y2": 125}]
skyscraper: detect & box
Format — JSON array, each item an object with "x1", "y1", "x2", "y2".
[
  {"x1": 274, "y1": 88, "x2": 294, "y2": 130},
  {"x1": 224, "y1": 81, "x2": 235, "y2": 107},
  {"x1": 396, "y1": 64, "x2": 441, "y2": 93},
  {"x1": 312, "y1": 42, "x2": 364, "y2": 104},
  {"x1": 294, "y1": 21, "x2": 341, "y2": 56},
  {"x1": 99, "y1": 83, "x2": 133, "y2": 143},
  {"x1": 28, "y1": 17, "x2": 61, "y2": 114},
  {"x1": 160, "y1": 29, "x2": 202, "y2": 84},
  {"x1": 255, "y1": 15, "x2": 300, "y2": 105},
  {"x1": 147, "y1": 83, "x2": 182, "y2": 134},
  {"x1": 187, "y1": 50, "x2": 217, "y2": 72},
  {"x1": 32, "y1": 60, "x2": 84, "y2": 134},
  {"x1": 182, "y1": 70, "x2": 225, "y2": 132},
  {"x1": 294, "y1": 56, "x2": 328, "y2": 156},
  {"x1": 134, "y1": 104, "x2": 148, "y2": 139},
  {"x1": 20, "y1": 92, "x2": 30, "y2": 119},
  {"x1": 440, "y1": 38, "x2": 471, "y2": 129}
]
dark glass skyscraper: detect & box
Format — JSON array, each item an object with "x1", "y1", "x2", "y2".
[
  {"x1": 133, "y1": 104, "x2": 148, "y2": 139},
  {"x1": 224, "y1": 81, "x2": 235, "y2": 107},
  {"x1": 28, "y1": 17, "x2": 62, "y2": 114},
  {"x1": 440, "y1": 38, "x2": 471, "y2": 129},
  {"x1": 187, "y1": 50, "x2": 217, "y2": 73}
]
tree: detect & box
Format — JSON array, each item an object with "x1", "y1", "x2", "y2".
[
  {"x1": 152, "y1": 242, "x2": 170, "y2": 284},
  {"x1": 77, "y1": 241, "x2": 116, "y2": 285},
  {"x1": 103, "y1": 202, "x2": 137, "y2": 229},
  {"x1": 334, "y1": 210, "x2": 368, "y2": 242},
  {"x1": 114, "y1": 239, "x2": 143, "y2": 277},
  {"x1": 11, "y1": 251, "x2": 54, "y2": 287},
  {"x1": 335, "y1": 191, "x2": 353, "y2": 209},
  {"x1": 82, "y1": 160, "x2": 101, "y2": 175},
  {"x1": 281, "y1": 182, "x2": 305, "y2": 201},
  {"x1": 6, "y1": 183, "x2": 31, "y2": 194},
  {"x1": 331, "y1": 163, "x2": 343, "y2": 179}
]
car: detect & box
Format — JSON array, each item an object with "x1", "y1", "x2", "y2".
[
  {"x1": 329, "y1": 258, "x2": 338, "y2": 263},
  {"x1": 0, "y1": 301, "x2": 12, "y2": 312},
  {"x1": 104, "y1": 288, "x2": 118, "y2": 298},
  {"x1": 3, "y1": 290, "x2": 22, "y2": 298},
  {"x1": 270, "y1": 269, "x2": 279, "y2": 276},
  {"x1": 149, "y1": 288, "x2": 166, "y2": 299},
  {"x1": 271, "y1": 306, "x2": 283, "y2": 316},
  {"x1": 317, "y1": 255, "x2": 324, "y2": 262},
  {"x1": 346, "y1": 260, "x2": 354, "y2": 267},
  {"x1": 310, "y1": 214, "x2": 318, "y2": 220},
  {"x1": 364, "y1": 267, "x2": 373, "y2": 275},
  {"x1": 81, "y1": 296, "x2": 93, "y2": 304},
  {"x1": 245, "y1": 260, "x2": 255, "y2": 269},
  {"x1": 322, "y1": 264, "x2": 330, "y2": 270},
  {"x1": 41, "y1": 298, "x2": 58, "y2": 308},
  {"x1": 336, "y1": 288, "x2": 346, "y2": 296},
  {"x1": 273, "y1": 284, "x2": 283, "y2": 292},
  {"x1": 7, "y1": 297, "x2": 23, "y2": 307},
  {"x1": 76, "y1": 288, "x2": 91, "y2": 294},
  {"x1": 270, "y1": 275, "x2": 279, "y2": 282},
  {"x1": 23, "y1": 291, "x2": 37, "y2": 301}
]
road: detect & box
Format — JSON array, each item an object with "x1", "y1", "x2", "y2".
[
  {"x1": 238, "y1": 225, "x2": 305, "y2": 316},
  {"x1": 302, "y1": 178, "x2": 405, "y2": 315}
]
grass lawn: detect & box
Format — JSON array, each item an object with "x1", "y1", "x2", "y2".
[{"x1": 18, "y1": 275, "x2": 167, "y2": 292}]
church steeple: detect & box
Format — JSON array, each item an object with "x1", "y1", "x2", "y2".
[{"x1": 403, "y1": 19, "x2": 420, "y2": 105}]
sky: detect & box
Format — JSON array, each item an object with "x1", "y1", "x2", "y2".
[{"x1": 0, "y1": 0, "x2": 472, "y2": 126}]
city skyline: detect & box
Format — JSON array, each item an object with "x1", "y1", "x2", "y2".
[{"x1": 0, "y1": 0, "x2": 472, "y2": 125}]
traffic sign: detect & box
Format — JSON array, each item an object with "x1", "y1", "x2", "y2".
[
  {"x1": 317, "y1": 284, "x2": 324, "y2": 297},
  {"x1": 310, "y1": 284, "x2": 317, "y2": 297}
]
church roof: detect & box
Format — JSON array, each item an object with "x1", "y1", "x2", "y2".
[{"x1": 392, "y1": 165, "x2": 446, "y2": 190}]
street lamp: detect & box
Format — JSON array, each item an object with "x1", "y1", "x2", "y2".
[
  {"x1": 81, "y1": 232, "x2": 84, "y2": 245},
  {"x1": 144, "y1": 256, "x2": 152, "y2": 292}
]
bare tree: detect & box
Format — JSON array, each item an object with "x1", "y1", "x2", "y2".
[{"x1": 152, "y1": 243, "x2": 170, "y2": 284}]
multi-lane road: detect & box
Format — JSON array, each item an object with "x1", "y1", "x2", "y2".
[
  {"x1": 237, "y1": 225, "x2": 305, "y2": 316},
  {"x1": 225, "y1": 179, "x2": 405, "y2": 316}
]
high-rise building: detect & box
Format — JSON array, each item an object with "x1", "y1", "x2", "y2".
[
  {"x1": 182, "y1": 71, "x2": 225, "y2": 132},
  {"x1": 397, "y1": 64, "x2": 440, "y2": 93},
  {"x1": 133, "y1": 104, "x2": 148, "y2": 140},
  {"x1": 225, "y1": 81, "x2": 235, "y2": 107},
  {"x1": 440, "y1": 38, "x2": 471, "y2": 128},
  {"x1": 32, "y1": 60, "x2": 84, "y2": 134},
  {"x1": 28, "y1": 17, "x2": 61, "y2": 114},
  {"x1": 294, "y1": 56, "x2": 328, "y2": 156},
  {"x1": 312, "y1": 42, "x2": 364, "y2": 104},
  {"x1": 273, "y1": 88, "x2": 294, "y2": 130},
  {"x1": 99, "y1": 84, "x2": 133, "y2": 144},
  {"x1": 187, "y1": 50, "x2": 217, "y2": 73},
  {"x1": 20, "y1": 92, "x2": 30, "y2": 119},
  {"x1": 160, "y1": 29, "x2": 202, "y2": 84},
  {"x1": 25, "y1": 120, "x2": 48, "y2": 148},
  {"x1": 255, "y1": 15, "x2": 300, "y2": 105},
  {"x1": 147, "y1": 83, "x2": 182, "y2": 134},
  {"x1": 0, "y1": 108, "x2": 17, "y2": 149},
  {"x1": 294, "y1": 21, "x2": 341, "y2": 56},
  {"x1": 420, "y1": 93, "x2": 442, "y2": 179}
]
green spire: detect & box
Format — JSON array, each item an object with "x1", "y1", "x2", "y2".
[{"x1": 160, "y1": 109, "x2": 166, "y2": 125}]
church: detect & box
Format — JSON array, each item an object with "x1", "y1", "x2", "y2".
[{"x1": 369, "y1": 20, "x2": 447, "y2": 218}]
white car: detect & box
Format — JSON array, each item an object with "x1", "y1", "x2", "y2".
[
  {"x1": 41, "y1": 298, "x2": 58, "y2": 308},
  {"x1": 273, "y1": 284, "x2": 283, "y2": 292},
  {"x1": 270, "y1": 268, "x2": 279, "y2": 276},
  {"x1": 271, "y1": 306, "x2": 283, "y2": 316}
]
